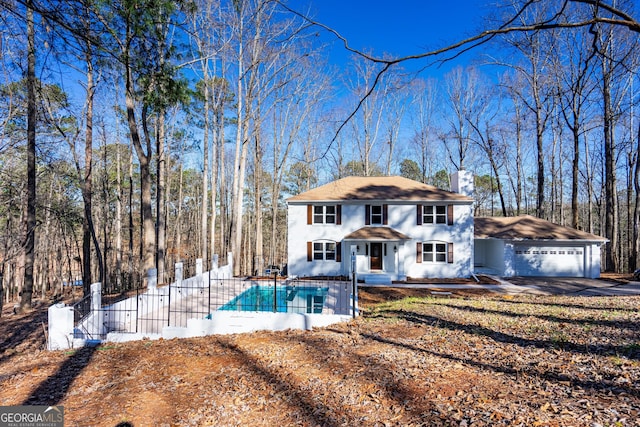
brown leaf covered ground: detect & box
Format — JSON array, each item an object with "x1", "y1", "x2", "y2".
[{"x1": 1, "y1": 287, "x2": 639, "y2": 426}]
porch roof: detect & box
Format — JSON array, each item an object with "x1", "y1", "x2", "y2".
[{"x1": 343, "y1": 226, "x2": 410, "y2": 241}]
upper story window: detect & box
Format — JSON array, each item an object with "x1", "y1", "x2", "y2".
[
  {"x1": 308, "y1": 204, "x2": 341, "y2": 225},
  {"x1": 314, "y1": 205, "x2": 335, "y2": 224},
  {"x1": 424, "y1": 205, "x2": 446, "y2": 224},
  {"x1": 365, "y1": 204, "x2": 388, "y2": 225},
  {"x1": 370, "y1": 205, "x2": 383, "y2": 225},
  {"x1": 417, "y1": 204, "x2": 453, "y2": 226}
]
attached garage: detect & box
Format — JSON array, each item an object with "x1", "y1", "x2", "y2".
[
  {"x1": 514, "y1": 244, "x2": 585, "y2": 277},
  {"x1": 474, "y1": 215, "x2": 607, "y2": 279}
]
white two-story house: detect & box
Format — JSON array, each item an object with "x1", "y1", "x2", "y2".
[{"x1": 286, "y1": 172, "x2": 475, "y2": 282}]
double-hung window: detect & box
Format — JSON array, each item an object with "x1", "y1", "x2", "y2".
[
  {"x1": 365, "y1": 204, "x2": 388, "y2": 225},
  {"x1": 313, "y1": 242, "x2": 336, "y2": 260},
  {"x1": 370, "y1": 205, "x2": 383, "y2": 225},
  {"x1": 423, "y1": 242, "x2": 447, "y2": 263},
  {"x1": 313, "y1": 205, "x2": 336, "y2": 224},
  {"x1": 423, "y1": 205, "x2": 447, "y2": 224}
]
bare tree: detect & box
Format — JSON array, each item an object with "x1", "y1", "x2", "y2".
[
  {"x1": 19, "y1": 0, "x2": 36, "y2": 312},
  {"x1": 552, "y1": 11, "x2": 598, "y2": 229},
  {"x1": 407, "y1": 78, "x2": 439, "y2": 183}
]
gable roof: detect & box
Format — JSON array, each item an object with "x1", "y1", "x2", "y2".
[
  {"x1": 474, "y1": 215, "x2": 607, "y2": 241},
  {"x1": 287, "y1": 176, "x2": 472, "y2": 202}
]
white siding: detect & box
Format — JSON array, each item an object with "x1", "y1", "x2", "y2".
[{"x1": 287, "y1": 201, "x2": 474, "y2": 279}]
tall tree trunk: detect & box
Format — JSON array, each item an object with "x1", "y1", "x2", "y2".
[
  {"x1": 584, "y1": 132, "x2": 594, "y2": 234},
  {"x1": 115, "y1": 124, "x2": 123, "y2": 289},
  {"x1": 633, "y1": 121, "x2": 640, "y2": 271},
  {"x1": 156, "y1": 112, "x2": 166, "y2": 282},
  {"x1": 603, "y1": 64, "x2": 618, "y2": 272},
  {"x1": 535, "y1": 104, "x2": 545, "y2": 219},
  {"x1": 125, "y1": 64, "x2": 154, "y2": 280},
  {"x1": 128, "y1": 146, "x2": 135, "y2": 287},
  {"x1": 139, "y1": 105, "x2": 155, "y2": 277},
  {"x1": 81, "y1": 37, "x2": 104, "y2": 294},
  {"x1": 210, "y1": 102, "x2": 220, "y2": 263},
  {"x1": 20, "y1": 1, "x2": 36, "y2": 313},
  {"x1": 571, "y1": 124, "x2": 580, "y2": 228},
  {"x1": 253, "y1": 132, "x2": 263, "y2": 276},
  {"x1": 218, "y1": 113, "x2": 227, "y2": 261},
  {"x1": 201, "y1": 77, "x2": 209, "y2": 265},
  {"x1": 175, "y1": 140, "x2": 185, "y2": 262}
]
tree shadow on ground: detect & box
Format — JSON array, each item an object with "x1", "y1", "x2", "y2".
[
  {"x1": 376, "y1": 309, "x2": 640, "y2": 361},
  {"x1": 496, "y1": 296, "x2": 640, "y2": 312},
  {"x1": 0, "y1": 305, "x2": 48, "y2": 365},
  {"x1": 358, "y1": 310, "x2": 640, "y2": 397},
  {"x1": 435, "y1": 301, "x2": 639, "y2": 331},
  {"x1": 216, "y1": 337, "x2": 341, "y2": 427},
  {"x1": 22, "y1": 345, "x2": 97, "y2": 406},
  {"x1": 294, "y1": 329, "x2": 443, "y2": 423}
]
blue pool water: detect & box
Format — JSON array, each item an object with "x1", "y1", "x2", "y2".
[{"x1": 218, "y1": 285, "x2": 329, "y2": 313}]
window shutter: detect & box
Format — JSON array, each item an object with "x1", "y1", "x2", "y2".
[
  {"x1": 416, "y1": 242, "x2": 422, "y2": 263},
  {"x1": 416, "y1": 205, "x2": 423, "y2": 225},
  {"x1": 365, "y1": 204, "x2": 371, "y2": 225},
  {"x1": 336, "y1": 242, "x2": 342, "y2": 262},
  {"x1": 447, "y1": 205, "x2": 454, "y2": 226},
  {"x1": 383, "y1": 204, "x2": 388, "y2": 225},
  {"x1": 336, "y1": 204, "x2": 342, "y2": 225},
  {"x1": 307, "y1": 205, "x2": 312, "y2": 225},
  {"x1": 448, "y1": 242, "x2": 454, "y2": 263},
  {"x1": 307, "y1": 242, "x2": 312, "y2": 262}
]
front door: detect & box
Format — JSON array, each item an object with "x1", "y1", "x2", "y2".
[{"x1": 370, "y1": 242, "x2": 383, "y2": 270}]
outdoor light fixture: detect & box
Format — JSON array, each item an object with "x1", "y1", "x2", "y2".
[
  {"x1": 394, "y1": 245, "x2": 397, "y2": 253},
  {"x1": 357, "y1": 245, "x2": 360, "y2": 251}
]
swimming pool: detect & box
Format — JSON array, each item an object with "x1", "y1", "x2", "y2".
[{"x1": 218, "y1": 285, "x2": 329, "y2": 313}]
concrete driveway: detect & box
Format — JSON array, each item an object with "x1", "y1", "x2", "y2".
[{"x1": 500, "y1": 276, "x2": 640, "y2": 296}]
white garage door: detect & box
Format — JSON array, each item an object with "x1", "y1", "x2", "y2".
[{"x1": 515, "y1": 245, "x2": 585, "y2": 277}]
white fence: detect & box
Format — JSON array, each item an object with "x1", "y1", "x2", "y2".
[{"x1": 48, "y1": 254, "x2": 357, "y2": 350}]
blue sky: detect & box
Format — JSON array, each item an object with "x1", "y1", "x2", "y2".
[{"x1": 297, "y1": 0, "x2": 491, "y2": 79}]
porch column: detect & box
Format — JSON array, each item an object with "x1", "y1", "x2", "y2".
[{"x1": 396, "y1": 243, "x2": 405, "y2": 279}]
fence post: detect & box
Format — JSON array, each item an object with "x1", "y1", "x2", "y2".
[
  {"x1": 91, "y1": 282, "x2": 101, "y2": 311},
  {"x1": 48, "y1": 303, "x2": 74, "y2": 350},
  {"x1": 351, "y1": 250, "x2": 358, "y2": 319},
  {"x1": 175, "y1": 262, "x2": 183, "y2": 287},
  {"x1": 196, "y1": 258, "x2": 203, "y2": 287},
  {"x1": 148, "y1": 268, "x2": 158, "y2": 291},
  {"x1": 227, "y1": 252, "x2": 233, "y2": 277},
  {"x1": 88, "y1": 282, "x2": 103, "y2": 339}
]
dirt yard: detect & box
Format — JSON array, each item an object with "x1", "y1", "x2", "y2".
[{"x1": 1, "y1": 286, "x2": 639, "y2": 426}]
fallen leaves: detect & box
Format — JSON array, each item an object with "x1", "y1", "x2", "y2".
[{"x1": 0, "y1": 290, "x2": 639, "y2": 426}]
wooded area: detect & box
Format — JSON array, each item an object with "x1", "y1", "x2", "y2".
[{"x1": 1, "y1": 0, "x2": 639, "y2": 312}]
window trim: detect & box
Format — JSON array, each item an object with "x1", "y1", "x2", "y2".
[
  {"x1": 308, "y1": 240, "x2": 341, "y2": 262},
  {"x1": 309, "y1": 204, "x2": 341, "y2": 225},
  {"x1": 417, "y1": 241, "x2": 454, "y2": 264},
  {"x1": 418, "y1": 204, "x2": 454, "y2": 226},
  {"x1": 366, "y1": 204, "x2": 388, "y2": 225},
  {"x1": 423, "y1": 242, "x2": 447, "y2": 263}
]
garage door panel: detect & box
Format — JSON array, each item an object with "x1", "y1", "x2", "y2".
[{"x1": 515, "y1": 246, "x2": 584, "y2": 277}]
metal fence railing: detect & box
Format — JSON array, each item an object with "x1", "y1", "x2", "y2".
[{"x1": 80, "y1": 275, "x2": 353, "y2": 340}]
